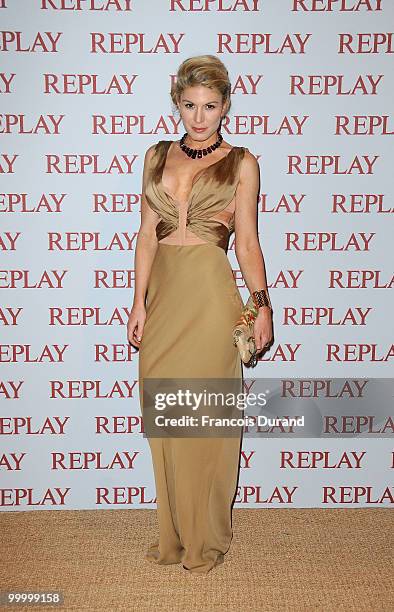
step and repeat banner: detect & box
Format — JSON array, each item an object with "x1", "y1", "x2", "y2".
[{"x1": 1, "y1": 0, "x2": 393, "y2": 510}]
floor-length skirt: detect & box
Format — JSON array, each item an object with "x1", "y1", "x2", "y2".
[{"x1": 138, "y1": 242, "x2": 244, "y2": 575}]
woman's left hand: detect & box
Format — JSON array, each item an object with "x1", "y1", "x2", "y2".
[{"x1": 253, "y1": 308, "x2": 273, "y2": 352}]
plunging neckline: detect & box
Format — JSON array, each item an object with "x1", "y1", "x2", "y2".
[{"x1": 159, "y1": 140, "x2": 237, "y2": 206}]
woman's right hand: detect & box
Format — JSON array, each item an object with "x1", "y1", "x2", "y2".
[{"x1": 127, "y1": 304, "x2": 146, "y2": 348}]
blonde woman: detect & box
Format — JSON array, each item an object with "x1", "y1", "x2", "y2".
[{"x1": 128, "y1": 55, "x2": 273, "y2": 575}]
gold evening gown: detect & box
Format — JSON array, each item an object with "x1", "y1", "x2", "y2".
[{"x1": 138, "y1": 139, "x2": 246, "y2": 575}]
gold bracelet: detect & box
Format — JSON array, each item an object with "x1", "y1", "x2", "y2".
[{"x1": 251, "y1": 289, "x2": 272, "y2": 310}]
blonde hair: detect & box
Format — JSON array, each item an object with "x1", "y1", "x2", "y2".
[{"x1": 170, "y1": 55, "x2": 232, "y2": 115}]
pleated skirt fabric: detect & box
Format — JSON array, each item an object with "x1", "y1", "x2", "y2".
[{"x1": 138, "y1": 242, "x2": 244, "y2": 575}]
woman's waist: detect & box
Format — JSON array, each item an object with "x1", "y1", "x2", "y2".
[{"x1": 150, "y1": 242, "x2": 236, "y2": 284}]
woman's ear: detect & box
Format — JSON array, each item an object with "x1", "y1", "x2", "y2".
[{"x1": 222, "y1": 97, "x2": 230, "y2": 117}]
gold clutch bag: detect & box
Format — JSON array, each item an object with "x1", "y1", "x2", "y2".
[{"x1": 232, "y1": 296, "x2": 259, "y2": 367}]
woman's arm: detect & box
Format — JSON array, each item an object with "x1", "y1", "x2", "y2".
[
  {"x1": 234, "y1": 150, "x2": 273, "y2": 351},
  {"x1": 127, "y1": 144, "x2": 161, "y2": 347},
  {"x1": 132, "y1": 144, "x2": 160, "y2": 307}
]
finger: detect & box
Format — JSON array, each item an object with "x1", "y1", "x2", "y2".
[{"x1": 127, "y1": 328, "x2": 140, "y2": 346}]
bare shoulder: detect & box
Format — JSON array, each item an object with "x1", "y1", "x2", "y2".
[
  {"x1": 239, "y1": 146, "x2": 259, "y2": 180},
  {"x1": 144, "y1": 142, "x2": 158, "y2": 162},
  {"x1": 141, "y1": 144, "x2": 160, "y2": 191},
  {"x1": 142, "y1": 143, "x2": 161, "y2": 177}
]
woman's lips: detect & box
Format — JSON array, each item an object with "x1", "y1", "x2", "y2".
[{"x1": 193, "y1": 127, "x2": 207, "y2": 131}]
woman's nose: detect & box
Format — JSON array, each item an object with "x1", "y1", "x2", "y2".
[{"x1": 194, "y1": 110, "x2": 205, "y2": 123}]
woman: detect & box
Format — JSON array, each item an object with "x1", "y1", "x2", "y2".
[{"x1": 127, "y1": 55, "x2": 273, "y2": 575}]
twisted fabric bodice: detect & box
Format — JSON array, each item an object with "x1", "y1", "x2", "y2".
[{"x1": 144, "y1": 140, "x2": 246, "y2": 252}]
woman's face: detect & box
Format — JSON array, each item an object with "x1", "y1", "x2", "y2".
[{"x1": 177, "y1": 85, "x2": 227, "y2": 142}]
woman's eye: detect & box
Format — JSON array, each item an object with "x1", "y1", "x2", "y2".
[{"x1": 185, "y1": 103, "x2": 216, "y2": 109}]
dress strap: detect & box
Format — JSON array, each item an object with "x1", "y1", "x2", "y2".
[
  {"x1": 150, "y1": 140, "x2": 172, "y2": 184},
  {"x1": 234, "y1": 146, "x2": 246, "y2": 181}
]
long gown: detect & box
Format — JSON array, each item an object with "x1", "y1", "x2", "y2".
[{"x1": 138, "y1": 139, "x2": 246, "y2": 575}]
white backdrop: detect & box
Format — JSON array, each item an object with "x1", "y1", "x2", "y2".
[{"x1": 0, "y1": 0, "x2": 393, "y2": 510}]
